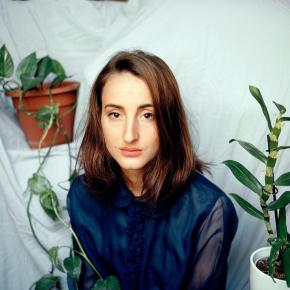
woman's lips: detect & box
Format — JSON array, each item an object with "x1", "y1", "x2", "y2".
[{"x1": 120, "y1": 148, "x2": 142, "y2": 157}]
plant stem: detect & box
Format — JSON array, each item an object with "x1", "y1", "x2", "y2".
[
  {"x1": 262, "y1": 115, "x2": 282, "y2": 239},
  {"x1": 56, "y1": 117, "x2": 72, "y2": 175},
  {"x1": 260, "y1": 198, "x2": 274, "y2": 238},
  {"x1": 26, "y1": 189, "x2": 49, "y2": 254},
  {"x1": 51, "y1": 200, "x2": 103, "y2": 280},
  {"x1": 37, "y1": 128, "x2": 59, "y2": 173},
  {"x1": 37, "y1": 114, "x2": 55, "y2": 153}
]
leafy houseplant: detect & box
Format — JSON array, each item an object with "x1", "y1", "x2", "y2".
[
  {"x1": 0, "y1": 44, "x2": 121, "y2": 290},
  {"x1": 223, "y1": 86, "x2": 290, "y2": 288},
  {"x1": 0, "y1": 44, "x2": 78, "y2": 149}
]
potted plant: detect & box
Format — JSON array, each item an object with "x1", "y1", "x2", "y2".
[
  {"x1": 0, "y1": 44, "x2": 79, "y2": 149},
  {"x1": 223, "y1": 85, "x2": 290, "y2": 289},
  {"x1": 1, "y1": 44, "x2": 121, "y2": 290}
]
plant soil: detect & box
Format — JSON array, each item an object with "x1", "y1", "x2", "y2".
[{"x1": 256, "y1": 257, "x2": 285, "y2": 280}]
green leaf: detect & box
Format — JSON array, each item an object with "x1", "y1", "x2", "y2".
[
  {"x1": 91, "y1": 276, "x2": 121, "y2": 290},
  {"x1": 0, "y1": 45, "x2": 14, "y2": 78},
  {"x1": 229, "y1": 139, "x2": 267, "y2": 164},
  {"x1": 64, "y1": 255, "x2": 82, "y2": 280},
  {"x1": 35, "y1": 104, "x2": 59, "y2": 129},
  {"x1": 50, "y1": 58, "x2": 66, "y2": 86},
  {"x1": 36, "y1": 56, "x2": 53, "y2": 83},
  {"x1": 281, "y1": 117, "x2": 290, "y2": 122},
  {"x1": 268, "y1": 240, "x2": 282, "y2": 279},
  {"x1": 51, "y1": 58, "x2": 65, "y2": 76},
  {"x1": 35, "y1": 274, "x2": 59, "y2": 290},
  {"x1": 16, "y1": 52, "x2": 37, "y2": 79},
  {"x1": 275, "y1": 146, "x2": 290, "y2": 151},
  {"x1": 229, "y1": 193, "x2": 264, "y2": 220},
  {"x1": 20, "y1": 74, "x2": 43, "y2": 92},
  {"x1": 273, "y1": 101, "x2": 286, "y2": 114},
  {"x1": 277, "y1": 207, "x2": 287, "y2": 240},
  {"x1": 28, "y1": 173, "x2": 51, "y2": 195},
  {"x1": 48, "y1": 246, "x2": 65, "y2": 273},
  {"x1": 51, "y1": 74, "x2": 66, "y2": 87},
  {"x1": 39, "y1": 189, "x2": 59, "y2": 220},
  {"x1": 268, "y1": 191, "x2": 290, "y2": 210},
  {"x1": 249, "y1": 85, "x2": 272, "y2": 131},
  {"x1": 276, "y1": 172, "x2": 290, "y2": 186},
  {"x1": 283, "y1": 248, "x2": 290, "y2": 287},
  {"x1": 223, "y1": 160, "x2": 263, "y2": 195}
]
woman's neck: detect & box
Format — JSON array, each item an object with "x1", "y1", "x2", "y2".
[{"x1": 122, "y1": 169, "x2": 143, "y2": 197}]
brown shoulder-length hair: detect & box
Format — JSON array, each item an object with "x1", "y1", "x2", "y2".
[{"x1": 78, "y1": 50, "x2": 205, "y2": 204}]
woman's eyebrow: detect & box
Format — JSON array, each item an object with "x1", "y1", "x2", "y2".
[{"x1": 104, "y1": 104, "x2": 154, "y2": 109}]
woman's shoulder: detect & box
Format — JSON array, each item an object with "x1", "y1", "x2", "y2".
[
  {"x1": 67, "y1": 174, "x2": 103, "y2": 215},
  {"x1": 68, "y1": 174, "x2": 92, "y2": 200},
  {"x1": 182, "y1": 171, "x2": 236, "y2": 215},
  {"x1": 70, "y1": 174, "x2": 87, "y2": 189}
]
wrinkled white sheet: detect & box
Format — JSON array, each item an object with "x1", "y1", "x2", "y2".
[
  {"x1": 0, "y1": 138, "x2": 77, "y2": 290},
  {"x1": 1, "y1": 0, "x2": 290, "y2": 290}
]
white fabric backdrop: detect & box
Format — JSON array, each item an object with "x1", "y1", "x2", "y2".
[{"x1": 1, "y1": 0, "x2": 290, "y2": 289}]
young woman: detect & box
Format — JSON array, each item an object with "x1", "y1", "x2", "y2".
[{"x1": 67, "y1": 50, "x2": 238, "y2": 290}]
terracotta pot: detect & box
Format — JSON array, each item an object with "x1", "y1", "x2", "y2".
[
  {"x1": 250, "y1": 247, "x2": 289, "y2": 290},
  {"x1": 6, "y1": 81, "x2": 79, "y2": 149}
]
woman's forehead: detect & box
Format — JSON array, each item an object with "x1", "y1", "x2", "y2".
[{"x1": 102, "y1": 72, "x2": 153, "y2": 107}]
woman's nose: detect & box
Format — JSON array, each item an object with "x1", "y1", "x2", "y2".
[{"x1": 123, "y1": 118, "x2": 139, "y2": 143}]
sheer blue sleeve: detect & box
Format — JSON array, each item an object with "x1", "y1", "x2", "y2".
[{"x1": 185, "y1": 196, "x2": 238, "y2": 290}]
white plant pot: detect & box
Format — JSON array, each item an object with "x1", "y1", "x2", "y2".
[{"x1": 250, "y1": 246, "x2": 289, "y2": 290}]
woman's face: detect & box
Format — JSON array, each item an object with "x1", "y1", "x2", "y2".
[{"x1": 101, "y1": 72, "x2": 160, "y2": 178}]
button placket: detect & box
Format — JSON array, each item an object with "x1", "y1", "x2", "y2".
[{"x1": 126, "y1": 201, "x2": 146, "y2": 290}]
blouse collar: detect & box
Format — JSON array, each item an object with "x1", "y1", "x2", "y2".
[{"x1": 112, "y1": 184, "x2": 170, "y2": 218}]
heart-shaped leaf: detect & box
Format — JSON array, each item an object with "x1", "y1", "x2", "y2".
[
  {"x1": 16, "y1": 52, "x2": 37, "y2": 79},
  {"x1": 39, "y1": 189, "x2": 59, "y2": 220},
  {"x1": 35, "y1": 274, "x2": 59, "y2": 290},
  {"x1": 36, "y1": 56, "x2": 53, "y2": 83},
  {"x1": 35, "y1": 104, "x2": 59, "y2": 129},
  {"x1": 64, "y1": 255, "x2": 82, "y2": 280},
  {"x1": 48, "y1": 246, "x2": 65, "y2": 273},
  {"x1": 0, "y1": 45, "x2": 14, "y2": 78},
  {"x1": 51, "y1": 58, "x2": 66, "y2": 86},
  {"x1": 20, "y1": 74, "x2": 43, "y2": 92},
  {"x1": 28, "y1": 173, "x2": 51, "y2": 195},
  {"x1": 51, "y1": 74, "x2": 66, "y2": 87},
  {"x1": 91, "y1": 276, "x2": 121, "y2": 290}
]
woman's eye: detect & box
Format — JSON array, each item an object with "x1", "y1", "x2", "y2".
[
  {"x1": 108, "y1": 112, "x2": 120, "y2": 119},
  {"x1": 142, "y1": 112, "x2": 154, "y2": 120}
]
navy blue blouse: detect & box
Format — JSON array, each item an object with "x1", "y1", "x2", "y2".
[{"x1": 67, "y1": 172, "x2": 238, "y2": 290}]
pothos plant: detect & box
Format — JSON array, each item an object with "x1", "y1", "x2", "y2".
[
  {"x1": 0, "y1": 44, "x2": 121, "y2": 290},
  {"x1": 223, "y1": 85, "x2": 290, "y2": 286}
]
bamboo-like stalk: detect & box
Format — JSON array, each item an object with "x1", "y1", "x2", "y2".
[{"x1": 262, "y1": 115, "x2": 283, "y2": 239}]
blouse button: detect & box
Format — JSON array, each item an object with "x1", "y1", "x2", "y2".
[
  {"x1": 135, "y1": 223, "x2": 144, "y2": 232},
  {"x1": 135, "y1": 247, "x2": 141, "y2": 255},
  {"x1": 135, "y1": 237, "x2": 144, "y2": 245},
  {"x1": 128, "y1": 255, "x2": 136, "y2": 263}
]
